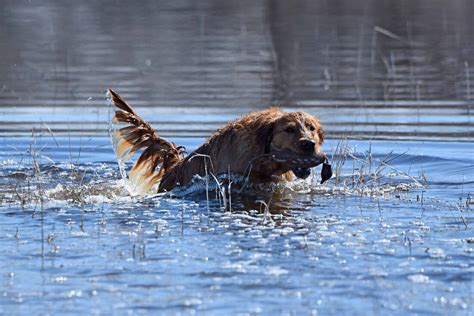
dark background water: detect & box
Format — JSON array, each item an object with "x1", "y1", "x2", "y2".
[
  {"x1": 0, "y1": 1, "x2": 473, "y2": 315},
  {"x1": 1, "y1": 0, "x2": 473, "y2": 140}
]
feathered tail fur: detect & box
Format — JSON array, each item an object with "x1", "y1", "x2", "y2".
[{"x1": 109, "y1": 88, "x2": 184, "y2": 194}]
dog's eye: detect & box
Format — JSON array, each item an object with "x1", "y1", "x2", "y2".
[
  {"x1": 285, "y1": 126, "x2": 296, "y2": 133},
  {"x1": 305, "y1": 123, "x2": 315, "y2": 131}
]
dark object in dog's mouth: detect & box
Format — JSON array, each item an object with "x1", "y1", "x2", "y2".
[
  {"x1": 270, "y1": 149, "x2": 332, "y2": 182},
  {"x1": 320, "y1": 159, "x2": 332, "y2": 184},
  {"x1": 292, "y1": 159, "x2": 333, "y2": 182},
  {"x1": 270, "y1": 149, "x2": 333, "y2": 183},
  {"x1": 271, "y1": 149, "x2": 325, "y2": 169}
]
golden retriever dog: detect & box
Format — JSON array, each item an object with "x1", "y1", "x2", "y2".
[{"x1": 109, "y1": 89, "x2": 332, "y2": 194}]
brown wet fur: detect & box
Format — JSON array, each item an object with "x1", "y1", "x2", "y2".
[{"x1": 109, "y1": 89, "x2": 326, "y2": 193}]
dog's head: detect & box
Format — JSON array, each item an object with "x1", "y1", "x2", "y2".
[{"x1": 257, "y1": 111, "x2": 327, "y2": 179}]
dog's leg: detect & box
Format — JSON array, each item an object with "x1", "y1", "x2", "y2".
[{"x1": 108, "y1": 89, "x2": 184, "y2": 194}]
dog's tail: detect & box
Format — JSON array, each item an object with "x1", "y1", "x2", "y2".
[{"x1": 108, "y1": 88, "x2": 184, "y2": 194}]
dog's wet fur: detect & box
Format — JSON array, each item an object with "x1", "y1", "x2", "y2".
[{"x1": 109, "y1": 89, "x2": 329, "y2": 194}]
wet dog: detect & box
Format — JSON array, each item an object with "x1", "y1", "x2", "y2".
[{"x1": 109, "y1": 89, "x2": 331, "y2": 194}]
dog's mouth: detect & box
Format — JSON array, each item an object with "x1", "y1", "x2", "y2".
[{"x1": 270, "y1": 148, "x2": 326, "y2": 179}]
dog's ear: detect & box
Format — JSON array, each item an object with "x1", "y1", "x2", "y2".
[
  {"x1": 256, "y1": 122, "x2": 274, "y2": 154},
  {"x1": 317, "y1": 126, "x2": 325, "y2": 145}
]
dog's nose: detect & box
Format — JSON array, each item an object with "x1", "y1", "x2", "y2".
[{"x1": 299, "y1": 139, "x2": 315, "y2": 153}]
